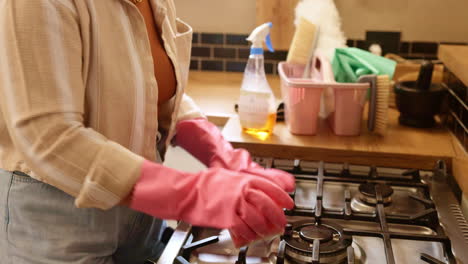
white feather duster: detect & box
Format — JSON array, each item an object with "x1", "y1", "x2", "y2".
[{"x1": 295, "y1": 0, "x2": 347, "y2": 61}]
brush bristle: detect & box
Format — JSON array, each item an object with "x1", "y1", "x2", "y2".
[
  {"x1": 374, "y1": 75, "x2": 391, "y2": 136},
  {"x1": 287, "y1": 17, "x2": 318, "y2": 65}
]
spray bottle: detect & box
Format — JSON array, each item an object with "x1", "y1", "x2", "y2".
[{"x1": 238, "y1": 22, "x2": 277, "y2": 136}]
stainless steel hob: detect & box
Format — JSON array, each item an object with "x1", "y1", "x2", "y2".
[{"x1": 155, "y1": 158, "x2": 468, "y2": 264}]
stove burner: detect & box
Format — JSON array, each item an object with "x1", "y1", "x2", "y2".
[
  {"x1": 283, "y1": 220, "x2": 352, "y2": 264},
  {"x1": 358, "y1": 183, "x2": 394, "y2": 205},
  {"x1": 299, "y1": 225, "x2": 333, "y2": 243}
]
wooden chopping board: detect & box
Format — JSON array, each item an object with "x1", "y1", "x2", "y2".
[
  {"x1": 256, "y1": 0, "x2": 299, "y2": 51},
  {"x1": 439, "y1": 45, "x2": 468, "y2": 87}
]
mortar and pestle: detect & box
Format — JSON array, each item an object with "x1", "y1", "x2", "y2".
[{"x1": 394, "y1": 61, "x2": 446, "y2": 128}]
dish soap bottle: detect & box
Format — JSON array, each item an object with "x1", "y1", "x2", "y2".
[{"x1": 238, "y1": 22, "x2": 277, "y2": 136}]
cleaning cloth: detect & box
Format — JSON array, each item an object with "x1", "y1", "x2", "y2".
[{"x1": 332, "y1": 47, "x2": 397, "y2": 83}]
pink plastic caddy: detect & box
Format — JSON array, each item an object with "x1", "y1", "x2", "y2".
[{"x1": 278, "y1": 62, "x2": 369, "y2": 136}]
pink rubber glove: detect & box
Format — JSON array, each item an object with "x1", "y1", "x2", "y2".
[
  {"x1": 175, "y1": 119, "x2": 294, "y2": 190},
  {"x1": 130, "y1": 160, "x2": 295, "y2": 246},
  {"x1": 175, "y1": 118, "x2": 260, "y2": 170},
  {"x1": 175, "y1": 118, "x2": 295, "y2": 245}
]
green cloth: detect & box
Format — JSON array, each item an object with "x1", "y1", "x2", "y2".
[{"x1": 332, "y1": 47, "x2": 397, "y2": 83}]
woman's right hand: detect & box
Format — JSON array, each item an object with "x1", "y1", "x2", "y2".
[{"x1": 130, "y1": 160, "x2": 295, "y2": 245}]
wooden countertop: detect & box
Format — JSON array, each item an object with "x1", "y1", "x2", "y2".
[
  {"x1": 222, "y1": 110, "x2": 455, "y2": 170},
  {"x1": 439, "y1": 45, "x2": 468, "y2": 86}
]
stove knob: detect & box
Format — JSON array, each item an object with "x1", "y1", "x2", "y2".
[{"x1": 283, "y1": 224, "x2": 293, "y2": 238}]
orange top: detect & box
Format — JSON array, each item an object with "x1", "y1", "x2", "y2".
[{"x1": 135, "y1": 0, "x2": 177, "y2": 105}]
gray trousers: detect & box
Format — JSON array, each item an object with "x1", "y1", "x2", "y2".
[{"x1": 0, "y1": 169, "x2": 166, "y2": 264}]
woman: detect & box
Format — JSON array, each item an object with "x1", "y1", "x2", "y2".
[{"x1": 0, "y1": 0, "x2": 295, "y2": 263}]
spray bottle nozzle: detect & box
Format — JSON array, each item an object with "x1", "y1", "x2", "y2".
[{"x1": 247, "y1": 22, "x2": 275, "y2": 54}]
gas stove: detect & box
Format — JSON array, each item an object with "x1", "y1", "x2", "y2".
[{"x1": 155, "y1": 158, "x2": 468, "y2": 264}]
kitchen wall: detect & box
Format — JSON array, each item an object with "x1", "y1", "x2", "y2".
[
  {"x1": 176, "y1": 0, "x2": 468, "y2": 74},
  {"x1": 175, "y1": 0, "x2": 468, "y2": 43},
  {"x1": 335, "y1": 0, "x2": 468, "y2": 43},
  {"x1": 174, "y1": 0, "x2": 256, "y2": 34}
]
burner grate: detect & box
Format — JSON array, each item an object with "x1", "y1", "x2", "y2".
[
  {"x1": 282, "y1": 220, "x2": 353, "y2": 264},
  {"x1": 283, "y1": 160, "x2": 456, "y2": 264}
]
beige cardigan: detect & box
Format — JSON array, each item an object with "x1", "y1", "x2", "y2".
[{"x1": 0, "y1": 0, "x2": 203, "y2": 210}]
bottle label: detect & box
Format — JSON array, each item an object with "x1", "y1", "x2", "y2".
[{"x1": 238, "y1": 90, "x2": 271, "y2": 129}]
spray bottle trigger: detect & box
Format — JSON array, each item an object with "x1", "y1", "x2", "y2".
[{"x1": 266, "y1": 34, "x2": 274, "y2": 52}]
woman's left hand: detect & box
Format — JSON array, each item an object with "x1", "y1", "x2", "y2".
[
  {"x1": 175, "y1": 118, "x2": 259, "y2": 170},
  {"x1": 175, "y1": 118, "x2": 296, "y2": 188}
]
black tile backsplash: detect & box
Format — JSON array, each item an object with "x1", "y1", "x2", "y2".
[
  {"x1": 264, "y1": 50, "x2": 288, "y2": 61},
  {"x1": 440, "y1": 42, "x2": 468, "y2": 46},
  {"x1": 191, "y1": 47, "x2": 211, "y2": 57},
  {"x1": 264, "y1": 63, "x2": 274, "y2": 74},
  {"x1": 201, "y1": 60, "x2": 224, "y2": 71},
  {"x1": 399, "y1": 42, "x2": 410, "y2": 54},
  {"x1": 214, "y1": 48, "x2": 236, "y2": 58},
  {"x1": 412, "y1": 42, "x2": 439, "y2": 55},
  {"x1": 190, "y1": 60, "x2": 199, "y2": 70},
  {"x1": 356, "y1": 40, "x2": 366, "y2": 50},
  {"x1": 191, "y1": 31, "x2": 466, "y2": 75},
  {"x1": 403, "y1": 54, "x2": 438, "y2": 60},
  {"x1": 226, "y1": 34, "x2": 249, "y2": 46},
  {"x1": 346, "y1": 39, "x2": 355, "y2": 47},
  {"x1": 366, "y1": 31, "x2": 401, "y2": 55},
  {"x1": 238, "y1": 48, "x2": 250, "y2": 59},
  {"x1": 201, "y1": 33, "x2": 224, "y2": 44},
  {"x1": 345, "y1": 38, "x2": 449, "y2": 61},
  {"x1": 192, "y1": 33, "x2": 199, "y2": 44},
  {"x1": 226, "y1": 61, "x2": 247, "y2": 72}
]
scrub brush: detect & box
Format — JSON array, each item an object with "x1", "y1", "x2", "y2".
[
  {"x1": 373, "y1": 75, "x2": 391, "y2": 135},
  {"x1": 359, "y1": 75, "x2": 390, "y2": 136},
  {"x1": 286, "y1": 17, "x2": 319, "y2": 78}
]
